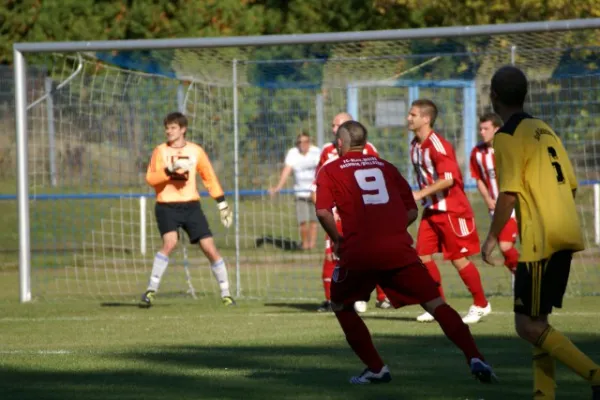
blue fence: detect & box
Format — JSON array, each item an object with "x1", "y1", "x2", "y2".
[{"x1": 2, "y1": 180, "x2": 600, "y2": 201}]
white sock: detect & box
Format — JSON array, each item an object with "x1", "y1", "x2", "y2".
[
  {"x1": 147, "y1": 252, "x2": 169, "y2": 292},
  {"x1": 211, "y1": 258, "x2": 231, "y2": 297}
]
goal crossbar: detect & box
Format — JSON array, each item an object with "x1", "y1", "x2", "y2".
[
  {"x1": 13, "y1": 18, "x2": 600, "y2": 302},
  {"x1": 13, "y1": 18, "x2": 600, "y2": 53}
]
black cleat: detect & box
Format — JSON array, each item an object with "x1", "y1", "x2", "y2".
[{"x1": 317, "y1": 300, "x2": 332, "y2": 312}]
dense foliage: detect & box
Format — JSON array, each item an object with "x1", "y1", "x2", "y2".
[{"x1": 2, "y1": 0, "x2": 600, "y2": 63}]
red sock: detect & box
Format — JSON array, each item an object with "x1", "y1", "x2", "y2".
[
  {"x1": 502, "y1": 247, "x2": 519, "y2": 274},
  {"x1": 335, "y1": 309, "x2": 384, "y2": 372},
  {"x1": 323, "y1": 280, "x2": 331, "y2": 301},
  {"x1": 424, "y1": 260, "x2": 445, "y2": 300},
  {"x1": 322, "y1": 259, "x2": 336, "y2": 301},
  {"x1": 375, "y1": 285, "x2": 386, "y2": 302},
  {"x1": 434, "y1": 303, "x2": 484, "y2": 364},
  {"x1": 458, "y1": 262, "x2": 487, "y2": 307}
]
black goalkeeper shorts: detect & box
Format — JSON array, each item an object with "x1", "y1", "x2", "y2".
[{"x1": 155, "y1": 201, "x2": 212, "y2": 244}]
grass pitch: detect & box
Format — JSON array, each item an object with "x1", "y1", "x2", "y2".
[{"x1": 1, "y1": 296, "x2": 599, "y2": 400}]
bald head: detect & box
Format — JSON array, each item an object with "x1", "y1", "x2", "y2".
[
  {"x1": 336, "y1": 120, "x2": 367, "y2": 156},
  {"x1": 332, "y1": 112, "x2": 353, "y2": 135},
  {"x1": 491, "y1": 66, "x2": 528, "y2": 108}
]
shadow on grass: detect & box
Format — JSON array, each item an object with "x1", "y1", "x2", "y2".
[
  {"x1": 362, "y1": 314, "x2": 418, "y2": 322},
  {"x1": 100, "y1": 302, "x2": 141, "y2": 308},
  {"x1": 1, "y1": 334, "x2": 598, "y2": 400}
]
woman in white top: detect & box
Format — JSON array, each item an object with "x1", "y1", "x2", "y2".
[{"x1": 269, "y1": 132, "x2": 321, "y2": 250}]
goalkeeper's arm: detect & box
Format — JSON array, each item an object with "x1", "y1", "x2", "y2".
[
  {"x1": 195, "y1": 147, "x2": 225, "y2": 200},
  {"x1": 146, "y1": 149, "x2": 190, "y2": 185},
  {"x1": 146, "y1": 148, "x2": 171, "y2": 186},
  {"x1": 193, "y1": 147, "x2": 232, "y2": 228}
]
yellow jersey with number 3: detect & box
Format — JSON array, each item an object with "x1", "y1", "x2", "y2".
[{"x1": 493, "y1": 112, "x2": 584, "y2": 262}]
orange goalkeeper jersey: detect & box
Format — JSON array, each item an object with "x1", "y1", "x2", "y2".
[{"x1": 146, "y1": 142, "x2": 224, "y2": 203}]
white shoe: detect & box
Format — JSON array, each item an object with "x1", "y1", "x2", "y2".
[
  {"x1": 462, "y1": 303, "x2": 492, "y2": 324},
  {"x1": 416, "y1": 311, "x2": 435, "y2": 322},
  {"x1": 354, "y1": 301, "x2": 368, "y2": 313},
  {"x1": 350, "y1": 365, "x2": 392, "y2": 384},
  {"x1": 376, "y1": 298, "x2": 392, "y2": 309},
  {"x1": 470, "y1": 358, "x2": 498, "y2": 383}
]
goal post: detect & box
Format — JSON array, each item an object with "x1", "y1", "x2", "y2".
[{"x1": 13, "y1": 18, "x2": 600, "y2": 303}]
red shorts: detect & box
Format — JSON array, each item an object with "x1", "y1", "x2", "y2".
[
  {"x1": 416, "y1": 211, "x2": 480, "y2": 260},
  {"x1": 498, "y1": 217, "x2": 518, "y2": 243},
  {"x1": 330, "y1": 262, "x2": 440, "y2": 309}
]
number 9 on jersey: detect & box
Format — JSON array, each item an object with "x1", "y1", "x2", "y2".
[{"x1": 354, "y1": 168, "x2": 389, "y2": 205}]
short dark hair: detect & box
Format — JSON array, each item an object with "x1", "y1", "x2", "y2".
[
  {"x1": 296, "y1": 131, "x2": 310, "y2": 144},
  {"x1": 163, "y1": 112, "x2": 188, "y2": 128},
  {"x1": 411, "y1": 99, "x2": 438, "y2": 127},
  {"x1": 491, "y1": 66, "x2": 528, "y2": 107},
  {"x1": 479, "y1": 112, "x2": 503, "y2": 128},
  {"x1": 337, "y1": 120, "x2": 367, "y2": 147}
]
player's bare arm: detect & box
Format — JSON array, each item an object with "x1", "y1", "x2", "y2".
[
  {"x1": 316, "y1": 209, "x2": 340, "y2": 243},
  {"x1": 269, "y1": 165, "x2": 293, "y2": 196},
  {"x1": 482, "y1": 192, "x2": 517, "y2": 265},
  {"x1": 476, "y1": 179, "x2": 496, "y2": 211},
  {"x1": 392, "y1": 166, "x2": 419, "y2": 227},
  {"x1": 413, "y1": 178, "x2": 453, "y2": 201}
]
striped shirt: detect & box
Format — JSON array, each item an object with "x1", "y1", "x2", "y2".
[
  {"x1": 410, "y1": 131, "x2": 473, "y2": 217},
  {"x1": 470, "y1": 142, "x2": 516, "y2": 217}
]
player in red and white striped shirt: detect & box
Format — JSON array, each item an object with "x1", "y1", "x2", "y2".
[
  {"x1": 408, "y1": 99, "x2": 490, "y2": 324},
  {"x1": 470, "y1": 113, "x2": 519, "y2": 274},
  {"x1": 313, "y1": 112, "x2": 387, "y2": 313}
]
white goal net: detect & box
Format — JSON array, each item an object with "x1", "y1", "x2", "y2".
[{"x1": 12, "y1": 22, "x2": 600, "y2": 302}]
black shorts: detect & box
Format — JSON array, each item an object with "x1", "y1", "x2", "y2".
[
  {"x1": 514, "y1": 251, "x2": 572, "y2": 317},
  {"x1": 155, "y1": 201, "x2": 212, "y2": 244}
]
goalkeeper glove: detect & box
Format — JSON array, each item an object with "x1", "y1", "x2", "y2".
[
  {"x1": 217, "y1": 200, "x2": 233, "y2": 228},
  {"x1": 165, "y1": 158, "x2": 194, "y2": 181},
  {"x1": 167, "y1": 158, "x2": 191, "y2": 173}
]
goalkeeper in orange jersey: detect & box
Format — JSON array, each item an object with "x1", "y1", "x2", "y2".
[{"x1": 140, "y1": 112, "x2": 235, "y2": 308}]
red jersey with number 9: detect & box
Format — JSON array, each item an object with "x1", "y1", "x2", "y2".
[{"x1": 315, "y1": 151, "x2": 420, "y2": 270}]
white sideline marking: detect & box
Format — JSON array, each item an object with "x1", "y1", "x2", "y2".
[
  {"x1": 1, "y1": 310, "x2": 600, "y2": 323},
  {"x1": 0, "y1": 350, "x2": 72, "y2": 355},
  {"x1": 0, "y1": 348, "x2": 238, "y2": 356}
]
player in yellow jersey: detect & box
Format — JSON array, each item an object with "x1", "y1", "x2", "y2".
[
  {"x1": 140, "y1": 112, "x2": 235, "y2": 308},
  {"x1": 482, "y1": 66, "x2": 599, "y2": 400}
]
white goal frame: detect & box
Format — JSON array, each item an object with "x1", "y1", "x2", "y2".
[{"x1": 14, "y1": 18, "x2": 600, "y2": 302}]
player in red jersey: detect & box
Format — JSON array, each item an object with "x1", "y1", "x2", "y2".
[
  {"x1": 315, "y1": 120, "x2": 496, "y2": 385},
  {"x1": 313, "y1": 112, "x2": 387, "y2": 313},
  {"x1": 408, "y1": 99, "x2": 490, "y2": 324},
  {"x1": 470, "y1": 112, "x2": 519, "y2": 275},
  {"x1": 315, "y1": 113, "x2": 379, "y2": 172}
]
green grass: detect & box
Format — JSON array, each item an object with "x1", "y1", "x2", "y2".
[
  {"x1": 1, "y1": 186, "x2": 600, "y2": 301},
  {"x1": 0, "y1": 296, "x2": 599, "y2": 399}
]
